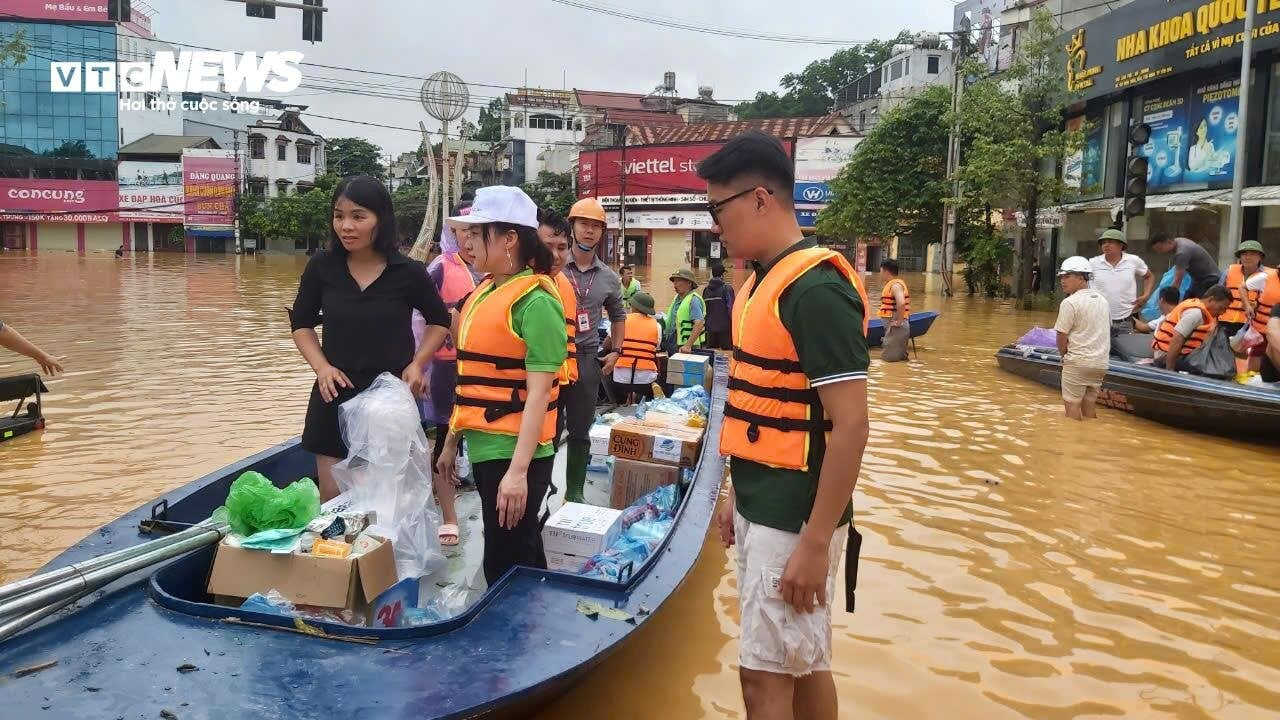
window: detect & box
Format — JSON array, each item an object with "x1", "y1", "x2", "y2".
[
  {"x1": 297, "y1": 144, "x2": 312, "y2": 164},
  {"x1": 249, "y1": 182, "x2": 267, "y2": 197},
  {"x1": 904, "y1": 58, "x2": 910, "y2": 76},
  {"x1": 528, "y1": 114, "x2": 564, "y2": 130},
  {"x1": 277, "y1": 142, "x2": 287, "y2": 161},
  {"x1": 890, "y1": 60, "x2": 904, "y2": 81},
  {"x1": 250, "y1": 137, "x2": 265, "y2": 159},
  {"x1": 859, "y1": 111, "x2": 866, "y2": 131},
  {"x1": 574, "y1": 119, "x2": 583, "y2": 131},
  {"x1": 927, "y1": 55, "x2": 940, "y2": 74}
]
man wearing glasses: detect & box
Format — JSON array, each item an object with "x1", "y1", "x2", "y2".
[{"x1": 704, "y1": 131, "x2": 870, "y2": 720}]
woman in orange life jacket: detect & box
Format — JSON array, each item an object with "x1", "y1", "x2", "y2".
[
  {"x1": 536, "y1": 209, "x2": 576, "y2": 448},
  {"x1": 413, "y1": 201, "x2": 482, "y2": 546},
  {"x1": 434, "y1": 186, "x2": 567, "y2": 584},
  {"x1": 612, "y1": 291, "x2": 662, "y2": 404}
]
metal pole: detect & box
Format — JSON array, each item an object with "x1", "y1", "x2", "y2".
[
  {"x1": 941, "y1": 45, "x2": 963, "y2": 297},
  {"x1": 1224, "y1": 5, "x2": 1256, "y2": 268},
  {"x1": 618, "y1": 130, "x2": 628, "y2": 266}
]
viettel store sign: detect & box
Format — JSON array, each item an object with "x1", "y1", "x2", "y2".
[{"x1": 1065, "y1": 0, "x2": 1280, "y2": 101}]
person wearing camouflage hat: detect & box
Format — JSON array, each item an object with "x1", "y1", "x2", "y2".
[{"x1": 1090, "y1": 227, "x2": 1154, "y2": 332}]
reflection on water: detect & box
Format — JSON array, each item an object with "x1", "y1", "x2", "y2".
[{"x1": 2, "y1": 252, "x2": 1277, "y2": 719}]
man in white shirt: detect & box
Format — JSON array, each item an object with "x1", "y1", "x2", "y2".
[
  {"x1": 1089, "y1": 228, "x2": 1154, "y2": 334},
  {"x1": 1054, "y1": 256, "x2": 1112, "y2": 420}
]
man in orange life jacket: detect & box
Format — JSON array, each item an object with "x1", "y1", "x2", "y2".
[
  {"x1": 1152, "y1": 284, "x2": 1232, "y2": 372},
  {"x1": 878, "y1": 258, "x2": 910, "y2": 362},
  {"x1": 703, "y1": 131, "x2": 871, "y2": 720}
]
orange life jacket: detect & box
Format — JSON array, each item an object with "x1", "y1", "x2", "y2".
[
  {"x1": 450, "y1": 273, "x2": 561, "y2": 442},
  {"x1": 1251, "y1": 267, "x2": 1280, "y2": 335},
  {"x1": 879, "y1": 277, "x2": 910, "y2": 319},
  {"x1": 616, "y1": 312, "x2": 660, "y2": 376},
  {"x1": 720, "y1": 247, "x2": 870, "y2": 472},
  {"x1": 554, "y1": 272, "x2": 579, "y2": 384},
  {"x1": 1221, "y1": 263, "x2": 1261, "y2": 326},
  {"x1": 432, "y1": 253, "x2": 477, "y2": 362},
  {"x1": 1153, "y1": 298, "x2": 1216, "y2": 355}
]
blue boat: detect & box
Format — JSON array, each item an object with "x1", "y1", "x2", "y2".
[
  {"x1": 0, "y1": 367, "x2": 728, "y2": 718},
  {"x1": 996, "y1": 344, "x2": 1280, "y2": 442},
  {"x1": 866, "y1": 311, "x2": 939, "y2": 348}
]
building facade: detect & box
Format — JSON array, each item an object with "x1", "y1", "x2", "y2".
[
  {"x1": 836, "y1": 35, "x2": 952, "y2": 133},
  {"x1": 243, "y1": 109, "x2": 324, "y2": 201}
]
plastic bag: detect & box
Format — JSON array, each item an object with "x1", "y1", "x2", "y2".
[
  {"x1": 1231, "y1": 325, "x2": 1265, "y2": 353},
  {"x1": 1016, "y1": 327, "x2": 1058, "y2": 349},
  {"x1": 219, "y1": 471, "x2": 321, "y2": 537},
  {"x1": 239, "y1": 589, "x2": 295, "y2": 616},
  {"x1": 332, "y1": 372, "x2": 445, "y2": 580},
  {"x1": 1183, "y1": 326, "x2": 1236, "y2": 379}
]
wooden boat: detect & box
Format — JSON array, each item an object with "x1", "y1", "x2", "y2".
[
  {"x1": 995, "y1": 344, "x2": 1280, "y2": 442},
  {"x1": 0, "y1": 365, "x2": 727, "y2": 718},
  {"x1": 0, "y1": 373, "x2": 47, "y2": 443},
  {"x1": 867, "y1": 311, "x2": 939, "y2": 348}
]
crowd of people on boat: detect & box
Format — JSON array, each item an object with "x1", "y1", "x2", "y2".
[
  {"x1": 281, "y1": 131, "x2": 872, "y2": 720},
  {"x1": 1052, "y1": 226, "x2": 1280, "y2": 418}
]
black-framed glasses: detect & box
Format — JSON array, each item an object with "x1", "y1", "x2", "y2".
[{"x1": 706, "y1": 187, "x2": 772, "y2": 222}]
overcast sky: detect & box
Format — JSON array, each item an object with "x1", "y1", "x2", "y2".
[{"x1": 144, "y1": 0, "x2": 958, "y2": 156}]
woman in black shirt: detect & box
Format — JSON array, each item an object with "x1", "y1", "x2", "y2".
[{"x1": 290, "y1": 175, "x2": 450, "y2": 499}]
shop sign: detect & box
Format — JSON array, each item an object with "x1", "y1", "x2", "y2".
[
  {"x1": 182, "y1": 149, "x2": 236, "y2": 228},
  {"x1": 1, "y1": 1, "x2": 109, "y2": 22},
  {"x1": 1138, "y1": 73, "x2": 1240, "y2": 191},
  {"x1": 796, "y1": 208, "x2": 820, "y2": 229},
  {"x1": 794, "y1": 182, "x2": 834, "y2": 204},
  {"x1": 118, "y1": 161, "x2": 183, "y2": 221},
  {"x1": 1064, "y1": 0, "x2": 1280, "y2": 102},
  {"x1": 579, "y1": 143, "x2": 726, "y2": 199},
  {"x1": 0, "y1": 178, "x2": 119, "y2": 220},
  {"x1": 604, "y1": 209, "x2": 714, "y2": 230},
  {"x1": 596, "y1": 193, "x2": 707, "y2": 206}
]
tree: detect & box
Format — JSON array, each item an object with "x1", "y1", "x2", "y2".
[
  {"x1": 817, "y1": 85, "x2": 950, "y2": 243},
  {"x1": 325, "y1": 137, "x2": 386, "y2": 179},
  {"x1": 474, "y1": 98, "x2": 504, "y2": 142},
  {"x1": 393, "y1": 182, "x2": 433, "y2": 245},
  {"x1": 0, "y1": 29, "x2": 25, "y2": 67},
  {"x1": 736, "y1": 32, "x2": 916, "y2": 119},
  {"x1": 953, "y1": 7, "x2": 1082, "y2": 297},
  {"x1": 244, "y1": 175, "x2": 338, "y2": 251},
  {"x1": 520, "y1": 171, "x2": 575, "y2": 216}
]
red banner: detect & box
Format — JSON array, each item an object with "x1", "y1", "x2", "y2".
[
  {"x1": 579, "y1": 143, "x2": 728, "y2": 198},
  {"x1": 182, "y1": 149, "x2": 236, "y2": 228},
  {"x1": 0, "y1": 179, "x2": 119, "y2": 222},
  {"x1": 0, "y1": 1, "x2": 110, "y2": 22}
]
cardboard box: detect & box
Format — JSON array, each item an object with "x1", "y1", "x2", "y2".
[
  {"x1": 206, "y1": 535, "x2": 399, "y2": 612},
  {"x1": 609, "y1": 458, "x2": 683, "y2": 509},
  {"x1": 546, "y1": 550, "x2": 590, "y2": 573},
  {"x1": 589, "y1": 423, "x2": 613, "y2": 457},
  {"x1": 666, "y1": 352, "x2": 711, "y2": 391},
  {"x1": 543, "y1": 502, "x2": 624, "y2": 557},
  {"x1": 608, "y1": 417, "x2": 704, "y2": 467}
]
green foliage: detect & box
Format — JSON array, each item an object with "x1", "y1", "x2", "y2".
[
  {"x1": 325, "y1": 137, "x2": 386, "y2": 179},
  {"x1": 817, "y1": 85, "x2": 950, "y2": 242},
  {"x1": 42, "y1": 140, "x2": 93, "y2": 158},
  {"x1": 392, "y1": 182, "x2": 433, "y2": 244},
  {"x1": 952, "y1": 7, "x2": 1083, "y2": 295},
  {"x1": 736, "y1": 32, "x2": 916, "y2": 119},
  {"x1": 0, "y1": 29, "x2": 26, "y2": 67},
  {"x1": 520, "y1": 171, "x2": 575, "y2": 216},
  {"x1": 962, "y1": 225, "x2": 1014, "y2": 297},
  {"x1": 244, "y1": 174, "x2": 339, "y2": 249},
  {"x1": 474, "y1": 98, "x2": 504, "y2": 142}
]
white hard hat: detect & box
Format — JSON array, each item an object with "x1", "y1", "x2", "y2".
[{"x1": 1057, "y1": 256, "x2": 1091, "y2": 276}]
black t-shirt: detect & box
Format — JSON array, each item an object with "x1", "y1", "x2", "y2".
[{"x1": 290, "y1": 249, "x2": 449, "y2": 373}]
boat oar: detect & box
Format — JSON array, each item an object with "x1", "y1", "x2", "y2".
[
  {"x1": 0, "y1": 587, "x2": 95, "y2": 644},
  {"x1": 0, "y1": 522, "x2": 225, "y2": 604},
  {"x1": 0, "y1": 523, "x2": 227, "y2": 631}
]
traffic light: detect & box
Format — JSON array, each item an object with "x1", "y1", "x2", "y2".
[
  {"x1": 246, "y1": 2, "x2": 276, "y2": 19},
  {"x1": 1124, "y1": 122, "x2": 1152, "y2": 219},
  {"x1": 302, "y1": 0, "x2": 323, "y2": 43},
  {"x1": 107, "y1": 0, "x2": 131, "y2": 22}
]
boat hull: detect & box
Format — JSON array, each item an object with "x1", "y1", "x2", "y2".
[
  {"x1": 995, "y1": 345, "x2": 1280, "y2": 442},
  {"x1": 867, "y1": 311, "x2": 938, "y2": 348}
]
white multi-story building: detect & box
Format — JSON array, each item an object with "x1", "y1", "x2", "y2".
[
  {"x1": 836, "y1": 35, "x2": 953, "y2": 134},
  {"x1": 243, "y1": 109, "x2": 324, "y2": 199},
  {"x1": 503, "y1": 89, "x2": 587, "y2": 182}
]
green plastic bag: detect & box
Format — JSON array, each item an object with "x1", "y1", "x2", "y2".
[{"x1": 218, "y1": 471, "x2": 321, "y2": 537}]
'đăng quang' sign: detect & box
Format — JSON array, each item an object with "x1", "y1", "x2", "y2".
[{"x1": 1065, "y1": 0, "x2": 1280, "y2": 102}]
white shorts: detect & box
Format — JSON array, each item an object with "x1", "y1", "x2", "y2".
[{"x1": 734, "y1": 510, "x2": 844, "y2": 677}]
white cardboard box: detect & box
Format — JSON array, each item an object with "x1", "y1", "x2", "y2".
[
  {"x1": 546, "y1": 550, "x2": 590, "y2": 573},
  {"x1": 589, "y1": 423, "x2": 613, "y2": 457},
  {"x1": 542, "y1": 502, "x2": 624, "y2": 558}
]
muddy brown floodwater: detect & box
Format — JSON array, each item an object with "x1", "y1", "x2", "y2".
[{"x1": 1, "y1": 252, "x2": 1277, "y2": 719}]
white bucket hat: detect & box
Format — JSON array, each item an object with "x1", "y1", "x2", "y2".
[{"x1": 446, "y1": 186, "x2": 538, "y2": 230}]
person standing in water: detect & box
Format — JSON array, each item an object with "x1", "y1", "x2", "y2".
[
  {"x1": 414, "y1": 203, "x2": 482, "y2": 546},
  {"x1": 290, "y1": 175, "x2": 451, "y2": 500},
  {"x1": 435, "y1": 186, "x2": 566, "y2": 584},
  {"x1": 878, "y1": 259, "x2": 911, "y2": 362},
  {"x1": 1053, "y1": 256, "x2": 1111, "y2": 420},
  {"x1": 561, "y1": 198, "x2": 626, "y2": 504}
]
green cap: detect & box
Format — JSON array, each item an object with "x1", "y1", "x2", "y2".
[
  {"x1": 669, "y1": 268, "x2": 699, "y2": 288},
  {"x1": 628, "y1": 291, "x2": 657, "y2": 315},
  {"x1": 1235, "y1": 240, "x2": 1266, "y2": 258},
  {"x1": 1097, "y1": 228, "x2": 1126, "y2": 246}
]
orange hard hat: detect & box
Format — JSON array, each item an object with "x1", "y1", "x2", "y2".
[{"x1": 567, "y1": 197, "x2": 607, "y2": 224}]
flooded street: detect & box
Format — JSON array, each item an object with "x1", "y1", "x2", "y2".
[{"x1": 2, "y1": 252, "x2": 1277, "y2": 719}]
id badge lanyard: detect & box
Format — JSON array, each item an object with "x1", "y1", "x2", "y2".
[{"x1": 567, "y1": 269, "x2": 596, "y2": 333}]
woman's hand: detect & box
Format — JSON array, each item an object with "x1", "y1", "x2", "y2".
[
  {"x1": 402, "y1": 362, "x2": 428, "y2": 398},
  {"x1": 34, "y1": 351, "x2": 64, "y2": 376},
  {"x1": 315, "y1": 364, "x2": 353, "y2": 402},
  {"x1": 435, "y1": 437, "x2": 459, "y2": 487},
  {"x1": 496, "y1": 467, "x2": 529, "y2": 530}
]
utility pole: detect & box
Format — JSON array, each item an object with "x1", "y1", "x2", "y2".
[
  {"x1": 386, "y1": 153, "x2": 393, "y2": 194},
  {"x1": 617, "y1": 129, "x2": 628, "y2": 266},
  {"x1": 1223, "y1": 5, "x2": 1256, "y2": 268},
  {"x1": 233, "y1": 131, "x2": 242, "y2": 254},
  {"x1": 941, "y1": 36, "x2": 965, "y2": 297}
]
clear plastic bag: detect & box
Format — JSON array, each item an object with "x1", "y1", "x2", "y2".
[{"x1": 332, "y1": 372, "x2": 445, "y2": 580}]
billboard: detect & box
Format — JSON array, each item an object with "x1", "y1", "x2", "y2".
[
  {"x1": 954, "y1": 0, "x2": 1010, "y2": 71},
  {"x1": 182, "y1": 149, "x2": 236, "y2": 228},
  {"x1": 793, "y1": 136, "x2": 862, "y2": 204},
  {"x1": 1140, "y1": 93, "x2": 1189, "y2": 189},
  {"x1": 579, "y1": 143, "x2": 727, "y2": 198},
  {"x1": 1065, "y1": 0, "x2": 1280, "y2": 102},
  {"x1": 0, "y1": 178, "x2": 118, "y2": 222},
  {"x1": 0, "y1": 1, "x2": 110, "y2": 22},
  {"x1": 1184, "y1": 76, "x2": 1240, "y2": 184},
  {"x1": 118, "y1": 161, "x2": 183, "y2": 221}
]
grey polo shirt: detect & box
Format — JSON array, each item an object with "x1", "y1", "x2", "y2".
[{"x1": 563, "y1": 256, "x2": 625, "y2": 353}]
